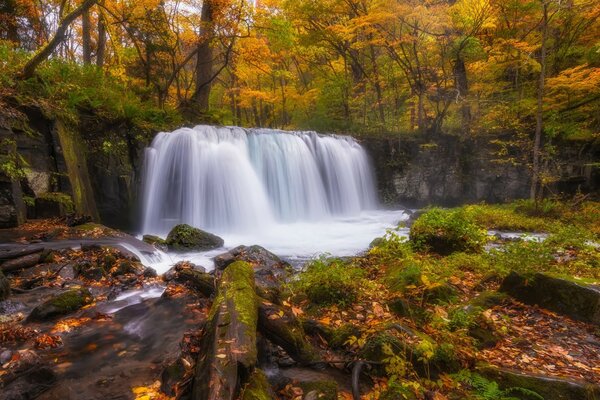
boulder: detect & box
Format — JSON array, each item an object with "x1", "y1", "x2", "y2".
[
  {"x1": 478, "y1": 364, "x2": 600, "y2": 400},
  {"x1": 0, "y1": 349, "x2": 57, "y2": 400},
  {"x1": 142, "y1": 234, "x2": 168, "y2": 251},
  {"x1": 73, "y1": 261, "x2": 105, "y2": 281},
  {"x1": 500, "y1": 272, "x2": 600, "y2": 325},
  {"x1": 214, "y1": 245, "x2": 292, "y2": 289},
  {"x1": 27, "y1": 288, "x2": 93, "y2": 322},
  {"x1": 0, "y1": 268, "x2": 10, "y2": 300},
  {"x1": 166, "y1": 224, "x2": 224, "y2": 251}
]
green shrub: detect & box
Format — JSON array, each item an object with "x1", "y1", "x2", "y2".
[
  {"x1": 514, "y1": 198, "x2": 565, "y2": 218},
  {"x1": 410, "y1": 208, "x2": 488, "y2": 255},
  {"x1": 460, "y1": 203, "x2": 550, "y2": 232},
  {"x1": 293, "y1": 257, "x2": 367, "y2": 306},
  {"x1": 487, "y1": 240, "x2": 553, "y2": 275},
  {"x1": 545, "y1": 225, "x2": 594, "y2": 251},
  {"x1": 387, "y1": 263, "x2": 422, "y2": 292}
]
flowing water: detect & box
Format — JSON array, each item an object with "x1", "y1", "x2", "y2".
[{"x1": 140, "y1": 125, "x2": 407, "y2": 271}]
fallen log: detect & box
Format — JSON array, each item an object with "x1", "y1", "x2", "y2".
[
  {"x1": 0, "y1": 246, "x2": 45, "y2": 261},
  {"x1": 239, "y1": 369, "x2": 277, "y2": 400},
  {"x1": 258, "y1": 301, "x2": 319, "y2": 366},
  {"x1": 192, "y1": 261, "x2": 259, "y2": 400},
  {"x1": 1, "y1": 253, "x2": 42, "y2": 273}
]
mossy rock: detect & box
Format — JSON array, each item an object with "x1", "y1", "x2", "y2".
[
  {"x1": 469, "y1": 291, "x2": 508, "y2": 309},
  {"x1": 298, "y1": 380, "x2": 338, "y2": 400},
  {"x1": 143, "y1": 234, "x2": 168, "y2": 251},
  {"x1": 166, "y1": 224, "x2": 224, "y2": 251},
  {"x1": 35, "y1": 192, "x2": 75, "y2": 218},
  {"x1": 240, "y1": 369, "x2": 276, "y2": 400},
  {"x1": 27, "y1": 288, "x2": 93, "y2": 321},
  {"x1": 74, "y1": 261, "x2": 106, "y2": 281},
  {"x1": 388, "y1": 297, "x2": 428, "y2": 322},
  {"x1": 477, "y1": 364, "x2": 599, "y2": 400},
  {"x1": 0, "y1": 269, "x2": 10, "y2": 301},
  {"x1": 500, "y1": 272, "x2": 600, "y2": 326},
  {"x1": 111, "y1": 259, "x2": 146, "y2": 276},
  {"x1": 423, "y1": 283, "x2": 458, "y2": 304}
]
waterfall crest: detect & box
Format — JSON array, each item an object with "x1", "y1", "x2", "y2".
[{"x1": 141, "y1": 125, "x2": 377, "y2": 234}]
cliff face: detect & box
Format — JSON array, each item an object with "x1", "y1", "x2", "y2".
[
  {"x1": 1, "y1": 111, "x2": 598, "y2": 231},
  {"x1": 0, "y1": 104, "x2": 151, "y2": 230},
  {"x1": 363, "y1": 134, "x2": 600, "y2": 207}
]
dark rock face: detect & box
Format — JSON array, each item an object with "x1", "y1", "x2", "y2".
[
  {"x1": 214, "y1": 245, "x2": 292, "y2": 289},
  {"x1": 363, "y1": 134, "x2": 599, "y2": 207},
  {"x1": 0, "y1": 268, "x2": 10, "y2": 300},
  {"x1": 27, "y1": 288, "x2": 93, "y2": 322},
  {"x1": 0, "y1": 350, "x2": 57, "y2": 400},
  {"x1": 500, "y1": 272, "x2": 600, "y2": 325},
  {"x1": 166, "y1": 224, "x2": 224, "y2": 251}
]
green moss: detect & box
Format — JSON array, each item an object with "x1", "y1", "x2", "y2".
[
  {"x1": 240, "y1": 369, "x2": 274, "y2": 400},
  {"x1": 166, "y1": 224, "x2": 224, "y2": 251},
  {"x1": 210, "y1": 261, "x2": 259, "y2": 350},
  {"x1": 297, "y1": 380, "x2": 338, "y2": 400},
  {"x1": 410, "y1": 208, "x2": 488, "y2": 255},
  {"x1": 143, "y1": 234, "x2": 167, "y2": 246},
  {"x1": 38, "y1": 192, "x2": 75, "y2": 213},
  {"x1": 28, "y1": 288, "x2": 93, "y2": 321}
]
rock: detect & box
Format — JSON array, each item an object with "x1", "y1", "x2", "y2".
[
  {"x1": 63, "y1": 213, "x2": 92, "y2": 227},
  {"x1": 166, "y1": 224, "x2": 224, "y2": 251},
  {"x1": 34, "y1": 192, "x2": 75, "y2": 218},
  {"x1": 27, "y1": 288, "x2": 93, "y2": 322},
  {"x1": 424, "y1": 283, "x2": 458, "y2": 304},
  {"x1": 143, "y1": 234, "x2": 168, "y2": 251},
  {"x1": 1, "y1": 252, "x2": 42, "y2": 273},
  {"x1": 160, "y1": 358, "x2": 186, "y2": 396},
  {"x1": 0, "y1": 349, "x2": 57, "y2": 400},
  {"x1": 240, "y1": 369, "x2": 277, "y2": 400},
  {"x1": 500, "y1": 272, "x2": 600, "y2": 325},
  {"x1": 298, "y1": 380, "x2": 338, "y2": 400},
  {"x1": 477, "y1": 364, "x2": 600, "y2": 400},
  {"x1": 165, "y1": 262, "x2": 215, "y2": 297},
  {"x1": 111, "y1": 259, "x2": 146, "y2": 276},
  {"x1": 74, "y1": 261, "x2": 105, "y2": 281},
  {"x1": 214, "y1": 245, "x2": 292, "y2": 289},
  {"x1": 0, "y1": 268, "x2": 10, "y2": 300}
]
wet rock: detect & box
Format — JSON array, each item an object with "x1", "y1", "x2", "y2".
[
  {"x1": 298, "y1": 380, "x2": 338, "y2": 400},
  {"x1": 74, "y1": 261, "x2": 105, "y2": 281},
  {"x1": 477, "y1": 364, "x2": 600, "y2": 400},
  {"x1": 110, "y1": 259, "x2": 146, "y2": 277},
  {"x1": 0, "y1": 268, "x2": 10, "y2": 300},
  {"x1": 500, "y1": 272, "x2": 600, "y2": 325},
  {"x1": 143, "y1": 234, "x2": 168, "y2": 251},
  {"x1": 166, "y1": 224, "x2": 224, "y2": 251},
  {"x1": 214, "y1": 245, "x2": 292, "y2": 289},
  {"x1": 164, "y1": 262, "x2": 215, "y2": 297},
  {"x1": 27, "y1": 288, "x2": 93, "y2": 322},
  {"x1": 240, "y1": 369, "x2": 277, "y2": 400},
  {"x1": 63, "y1": 213, "x2": 92, "y2": 227},
  {"x1": 0, "y1": 348, "x2": 12, "y2": 363},
  {"x1": 0, "y1": 349, "x2": 57, "y2": 400},
  {"x1": 160, "y1": 358, "x2": 186, "y2": 396}
]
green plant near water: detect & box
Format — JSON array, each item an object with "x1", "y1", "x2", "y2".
[
  {"x1": 293, "y1": 256, "x2": 369, "y2": 306},
  {"x1": 410, "y1": 208, "x2": 488, "y2": 255},
  {"x1": 487, "y1": 240, "x2": 553, "y2": 276},
  {"x1": 454, "y1": 370, "x2": 543, "y2": 400}
]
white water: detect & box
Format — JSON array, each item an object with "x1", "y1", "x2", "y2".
[{"x1": 140, "y1": 125, "x2": 406, "y2": 272}]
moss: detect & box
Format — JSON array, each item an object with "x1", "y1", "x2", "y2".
[
  {"x1": 37, "y1": 192, "x2": 75, "y2": 213},
  {"x1": 240, "y1": 369, "x2": 275, "y2": 400},
  {"x1": 209, "y1": 261, "x2": 259, "y2": 359},
  {"x1": 410, "y1": 208, "x2": 488, "y2": 255},
  {"x1": 143, "y1": 234, "x2": 167, "y2": 246},
  {"x1": 424, "y1": 283, "x2": 458, "y2": 305},
  {"x1": 54, "y1": 120, "x2": 99, "y2": 219},
  {"x1": 166, "y1": 223, "x2": 224, "y2": 251},
  {"x1": 469, "y1": 291, "x2": 508, "y2": 309},
  {"x1": 360, "y1": 332, "x2": 406, "y2": 362},
  {"x1": 27, "y1": 288, "x2": 93, "y2": 321},
  {"x1": 298, "y1": 380, "x2": 338, "y2": 400}
]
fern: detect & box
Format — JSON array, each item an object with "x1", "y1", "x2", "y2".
[{"x1": 454, "y1": 370, "x2": 544, "y2": 400}]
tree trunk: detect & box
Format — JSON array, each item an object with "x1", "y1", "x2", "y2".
[
  {"x1": 81, "y1": 9, "x2": 92, "y2": 64},
  {"x1": 531, "y1": 1, "x2": 549, "y2": 200},
  {"x1": 96, "y1": 5, "x2": 106, "y2": 67},
  {"x1": 19, "y1": 0, "x2": 98, "y2": 79},
  {"x1": 454, "y1": 56, "x2": 471, "y2": 133},
  {"x1": 1, "y1": 253, "x2": 42, "y2": 273},
  {"x1": 185, "y1": 0, "x2": 214, "y2": 117}
]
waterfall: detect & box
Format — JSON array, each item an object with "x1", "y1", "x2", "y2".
[{"x1": 140, "y1": 125, "x2": 377, "y2": 235}]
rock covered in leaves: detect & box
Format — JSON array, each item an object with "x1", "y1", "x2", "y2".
[
  {"x1": 500, "y1": 272, "x2": 600, "y2": 326},
  {"x1": 166, "y1": 224, "x2": 224, "y2": 251},
  {"x1": 27, "y1": 288, "x2": 93, "y2": 322}
]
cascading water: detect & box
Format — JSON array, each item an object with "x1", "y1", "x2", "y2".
[{"x1": 140, "y1": 125, "x2": 378, "y2": 235}]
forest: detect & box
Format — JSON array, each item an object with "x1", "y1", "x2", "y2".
[{"x1": 0, "y1": 0, "x2": 599, "y2": 400}]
